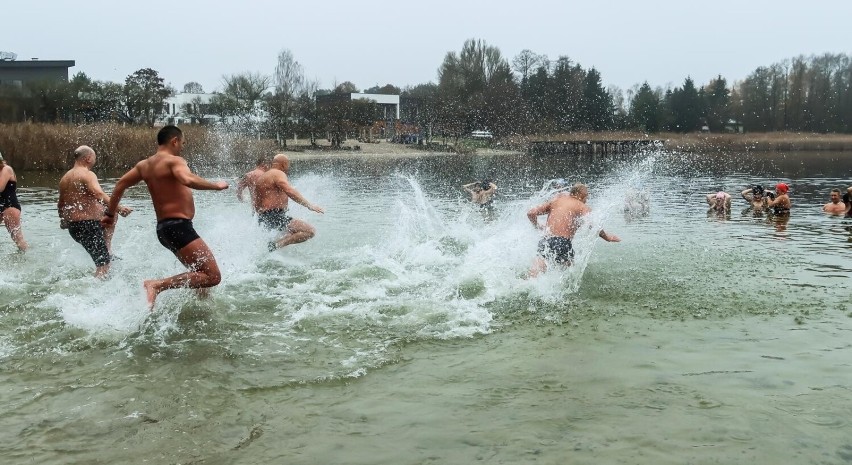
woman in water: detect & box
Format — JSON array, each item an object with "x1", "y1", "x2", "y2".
[{"x1": 0, "y1": 152, "x2": 27, "y2": 251}]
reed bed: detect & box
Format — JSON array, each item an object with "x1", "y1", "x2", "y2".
[{"x1": 0, "y1": 123, "x2": 278, "y2": 172}]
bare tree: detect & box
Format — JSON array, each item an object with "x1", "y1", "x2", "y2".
[{"x1": 512, "y1": 49, "x2": 544, "y2": 83}]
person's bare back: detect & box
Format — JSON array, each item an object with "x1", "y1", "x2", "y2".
[
  {"x1": 527, "y1": 183, "x2": 619, "y2": 277},
  {"x1": 133, "y1": 153, "x2": 197, "y2": 221},
  {"x1": 541, "y1": 193, "x2": 590, "y2": 239},
  {"x1": 102, "y1": 126, "x2": 228, "y2": 308},
  {"x1": 255, "y1": 169, "x2": 291, "y2": 213}
]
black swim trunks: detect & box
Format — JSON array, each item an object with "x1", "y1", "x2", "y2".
[
  {"x1": 537, "y1": 236, "x2": 575, "y2": 264},
  {"x1": 156, "y1": 218, "x2": 200, "y2": 253},
  {"x1": 0, "y1": 180, "x2": 21, "y2": 214},
  {"x1": 258, "y1": 209, "x2": 292, "y2": 231},
  {"x1": 68, "y1": 220, "x2": 110, "y2": 267}
]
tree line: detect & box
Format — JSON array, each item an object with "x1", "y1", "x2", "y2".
[{"x1": 1, "y1": 40, "x2": 851, "y2": 141}]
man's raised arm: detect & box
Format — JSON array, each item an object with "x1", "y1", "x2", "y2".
[
  {"x1": 172, "y1": 159, "x2": 229, "y2": 191},
  {"x1": 279, "y1": 176, "x2": 323, "y2": 213}
]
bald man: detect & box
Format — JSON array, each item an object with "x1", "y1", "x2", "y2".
[
  {"x1": 58, "y1": 145, "x2": 132, "y2": 277},
  {"x1": 254, "y1": 154, "x2": 324, "y2": 251}
]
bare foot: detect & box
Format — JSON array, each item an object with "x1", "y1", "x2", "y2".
[{"x1": 143, "y1": 280, "x2": 160, "y2": 311}]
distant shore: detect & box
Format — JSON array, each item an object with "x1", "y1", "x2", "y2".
[{"x1": 2, "y1": 123, "x2": 851, "y2": 171}]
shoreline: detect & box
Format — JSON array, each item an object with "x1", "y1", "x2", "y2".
[{"x1": 2, "y1": 123, "x2": 852, "y2": 172}]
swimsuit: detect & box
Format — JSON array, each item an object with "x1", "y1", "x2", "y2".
[
  {"x1": 156, "y1": 218, "x2": 200, "y2": 253},
  {"x1": 537, "y1": 236, "x2": 575, "y2": 264},
  {"x1": 258, "y1": 209, "x2": 292, "y2": 231},
  {"x1": 0, "y1": 180, "x2": 21, "y2": 214},
  {"x1": 67, "y1": 220, "x2": 110, "y2": 267}
]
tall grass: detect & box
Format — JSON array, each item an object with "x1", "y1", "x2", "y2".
[{"x1": 0, "y1": 123, "x2": 278, "y2": 172}]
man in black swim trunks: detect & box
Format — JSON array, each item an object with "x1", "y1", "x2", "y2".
[
  {"x1": 58, "y1": 145, "x2": 133, "y2": 277},
  {"x1": 526, "y1": 183, "x2": 620, "y2": 277},
  {"x1": 254, "y1": 154, "x2": 324, "y2": 251},
  {"x1": 102, "y1": 126, "x2": 229, "y2": 308}
]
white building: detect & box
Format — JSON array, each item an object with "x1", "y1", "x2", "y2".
[
  {"x1": 350, "y1": 93, "x2": 400, "y2": 120},
  {"x1": 160, "y1": 92, "x2": 217, "y2": 124}
]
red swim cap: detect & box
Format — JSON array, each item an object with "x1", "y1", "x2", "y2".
[{"x1": 775, "y1": 182, "x2": 789, "y2": 193}]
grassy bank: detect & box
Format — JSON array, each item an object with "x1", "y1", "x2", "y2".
[
  {"x1": 507, "y1": 131, "x2": 852, "y2": 153},
  {"x1": 0, "y1": 123, "x2": 277, "y2": 171}
]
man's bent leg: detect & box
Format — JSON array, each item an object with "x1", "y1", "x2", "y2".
[
  {"x1": 273, "y1": 219, "x2": 315, "y2": 249},
  {"x1": 144, "y1": 238, "x2": 222, "y2": 309}
]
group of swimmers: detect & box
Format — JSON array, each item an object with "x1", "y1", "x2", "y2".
[
  {"x1": 8, "y1": 125, "x2": 846, "y2": 307},
  {"x1": 705, "y1": 182, "x2": 852, "y2": 217}
]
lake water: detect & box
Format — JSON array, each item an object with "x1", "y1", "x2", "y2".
[{"x1": 1, "y1": 148, "x2": 851, "y2": 464}]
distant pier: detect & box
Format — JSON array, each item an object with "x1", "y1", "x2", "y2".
[{"x1": 528, "y1": 139, "x2": 663, "y2": 156}]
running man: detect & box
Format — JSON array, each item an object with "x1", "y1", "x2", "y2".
[
  {"x1": 58, "y1": 145, "x2": 132, "y2": 277},
  {"x1": 101, "y1": 126, "x2": 229, "y2": 308},
  {"x1": 0, "y1": 151, "x2": 27, "y2": 251},
  {"x1": 823, "y1": 188, "x2": 846, "y2": 215},
  {"x1": 254, "y1": 154, "x2": 324, "y2": 251},
  {"x1": 526, "y1": 183, "x2": 620, "y2": 277},
  {"x1": 236, "y1": 157, "x2": 269, "y2": 213}
]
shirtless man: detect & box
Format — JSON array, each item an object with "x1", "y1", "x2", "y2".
[
  {"x1": 741, "y1": 184, "x2": 768, "y2": 210},
  {"x1": 101, "y1": 126, "x2": 228, "y2": 308},
  {"x1": 526, "y1": 183, "x2": 620, "y2": 277},
  {"x1": 462, "y1": 180, "x2": 497, "y2": 209},
  {"x1": 766, "y1": 182, "x2": 791, "y2": 215},
  {"x1": 58, "y1": 145, "x2": 132, "y2": 277},
  {"x1": 706, "y1": 191, "x2": 732, "y2": 214},
  {"x1": 236, "y1": 157, "x2": 269, "y2": 212},
  {"x1": 823, "y1": 188, "x2": 846, "y2": 215},
  {"x1": 254, "y1": 154, "x2": 324, "y2": 251}
]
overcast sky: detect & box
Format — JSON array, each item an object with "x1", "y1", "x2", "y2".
[{"x1": 3, "y1": 0, "x2": 851, "y2": 95}]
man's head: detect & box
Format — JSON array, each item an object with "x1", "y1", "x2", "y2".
[
  {"x1": 751, "y1": 184, "x2": 765, "y2": 198},
  {"x1": 569, "y1": 183, "x2": 589, "y2": 202},
  {"x1": 713, "y1": 191, "x2": 728, "y2": 211},
  {"x1": 479, "y1": 180, "x2": 492, "y2": 191},
  {"x1": 74, "y1": 145, "x2": 96, "y2": 167},
  {"x1": 157, "y1": 125, "x2": 184, "y2": 155},
  {"x1": 271, "y1": 153, "x2": 290, "y2": 173},
  {"x1": 775, "y1": 182, "x2": 789, "y2": 195},
  {"x1": 847, "y1": 186, "x2": 852, "y2": 195},
  {"x1": 830, "y1": 188, "x2": 841, "y2": 203},
  {"x1": 256, "y1": 157, "x2": 270, "y2": 170}
]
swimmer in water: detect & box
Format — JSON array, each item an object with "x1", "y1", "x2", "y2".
[
  {"x1": 823, "y1": 188, "x2": 846, "y2": 215},
  {"x1": 706, "y1": 191, "x2": 732, "y2": 214},
  {"x1": 462, "y1": 179, "x2": 497, "y2": 209},
  {"x1": 741, "y1": 184, "x2": 769, "y2": 210},
  {"x1": 766, "y1": 182, "x2": 791, "y2": 215}
]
